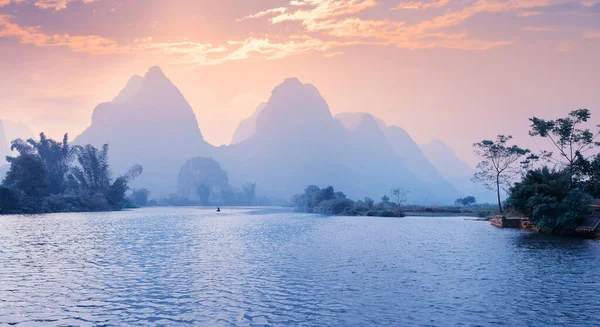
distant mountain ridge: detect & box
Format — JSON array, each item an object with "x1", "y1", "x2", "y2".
[
  {"x1": 73, "y1": 67, "x2": 475, "y2": 204},
  {"x1": 335, "y1": 112, "x2": 458, "y2": 198},
  {"x1": 420, "y1": 140, "x2": 496, "y2": 203},
  {"x1": 231, "y1": 103, "x2": 266, "y2": 144},
  {"x1": 74, "y1": 66, "x2": 212, "y2": 197}
]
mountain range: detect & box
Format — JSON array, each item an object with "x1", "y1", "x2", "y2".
[{"x1": 71, "y1": 67, "x2": 491, "y2": 204}]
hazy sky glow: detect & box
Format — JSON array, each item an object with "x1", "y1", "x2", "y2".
[{"x1": 1, "y1": 0, "x2": 599, "y2": 164}]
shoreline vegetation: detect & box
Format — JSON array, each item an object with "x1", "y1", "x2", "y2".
[
  {"x1": 473, "y1": 109, "x2": 600, "y2": 235},
  {"x1": 1, "y1": 108, "x2": 597, "y2": 239},
  {"x1": 289, "y1": 185, "x2": 499, "y2": 218},
  {"x1": 0, "y1": 133, "x2": 143, "y2": 214}
]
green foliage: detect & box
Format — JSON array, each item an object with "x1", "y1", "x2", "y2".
[
  {"x1": 473, "y1": 135, "x2": 535, "y2": 214},
  {"x1": 8, "y1": 133, "x2": 73, "y2": 195},
  {"x1": 0, "y1": 133, "x2": 143, "y2": 214},
  {"x1": 506, "y1": 167, "x2": 593, "y2": 234},
  {"x1": 291, "y1": 185, "x2": 405, "y2": 217},
  {"x1": 529, "y1": 109, "x2": 600, "y2": 182},
  {"x1": 128, "y1": 188, "x2": 150, "y2": 207},
  {"x1": 313, "y1": 198, "x2": 355, "y2": 215},
  {"x1": 455, "y1": 196, "x2": 477, "y2": 207},
  {"x1": 574, "y1": 153, "x2": 600, "y2": 198},
  {"x1": 364, "y1": 197, "x2": 374, "y2": 209},
  {"x1": 0, "y1": 186, "x2": 18, "y2": 214},
  {"x1": 366, "y1": 209, "x2": 405, "y2": 218},
  {"x1": 3, "y1": 154, "x2": 48, "y2": 198},
  {"x1": 380, "y1": 195, "x2": 390, "y2": 207}
]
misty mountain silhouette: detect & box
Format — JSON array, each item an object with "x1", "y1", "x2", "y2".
[
  {"x1": 336, "y1": 113, "x2": 459, "y2": 200},
  {"x1": 74, "y1": 67, "x2": 468, "y2": 203},
  {"x1": 420, "y1": 140, "x2": 495, "y2": 203},
  {"x1": 217, "y1": 78, "x2": 456, "y2": 203},
  {"x1": 74, "y1": 66, "x2": 212, "y2": 196},
  {"x1": 230, "y1": 103, "x2": 266, "y2": 144}
]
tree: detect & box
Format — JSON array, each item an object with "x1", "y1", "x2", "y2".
[
  {"x1": 390, "y1": 188, "x2": 409, "y2": 207},
  {"x1": 70, "y1": 144, "x2": 142, "y2": 211},
  {"x1": 69, "y1": 144, "x2": 111, "y2": 193},
  {"x1": 364, "y1": 197, "x2": 374, "y2": 209},
  {"x1": 529, "y1": 109, "x2": 600, "y2": 186},
  {"x1": 506, "y1": 167, "x2": 592, "y2": 234},
  {"x1": 455, "y1": 196, "x2": 476, "y2": 207},
  {"x1": 575, "y1": 153, "x2": 600, "y2": 198},
  {"x1": 380, "y1": 195, "x2": 390, "y2": 207},
  {"x1": 0, "y1": 186, "x2": 18, "y2": 214},
  {"x1": 316, "y1": 186, "x2": 335, "y2": 204},
  {"x1": 3, "y1": 154, "x2": 48, "y2": 198},
  {"x1": 8, "y1": 133, "x2": 73, "y2": 195},
  {"x1": 473, "y1": 135, "x2": 535, "y2": 214},
  {"x1": 129, "y1": 188, "x2": 150, "y2": 207}
]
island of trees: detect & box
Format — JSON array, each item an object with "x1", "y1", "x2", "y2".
[
  {"x1": 290, "y1": 185, "x2": 408, "y2": 217},
  {"x1": 0, "y1": 133, "x2": 143, "y2": 214},
  {"x1": 473, "y1": 109, "x2": 600, "y2": 234}
]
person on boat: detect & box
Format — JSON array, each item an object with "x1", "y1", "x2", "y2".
[{"x1": 216, "y1": 206, "x2": 221, "y2": 212}]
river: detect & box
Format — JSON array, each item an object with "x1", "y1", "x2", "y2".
[{"x1": 1, "y1": 207, "x2": 599, "y2": 326}]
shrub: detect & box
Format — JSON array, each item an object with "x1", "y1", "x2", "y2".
[
  {"x1": 0, "y1": 187, "x2": 19, "y2": 214},
  {"x1": 313, "y1": 198, "x2": 355, "y2": 215},
  {"x1": 506, "y1": 167, "x2": 593, "y2": 234}
]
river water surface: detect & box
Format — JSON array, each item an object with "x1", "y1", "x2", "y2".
[{"x1": 1, "y1": 207, "x2": 599, "y2": 326}]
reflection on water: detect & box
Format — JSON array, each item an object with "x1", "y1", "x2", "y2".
[{"x1": 1, "y1": 207, "x2": 599, "y2": 326}]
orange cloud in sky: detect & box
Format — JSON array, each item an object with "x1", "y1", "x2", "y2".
[
  {"x1": 0, "y1": 0, "x2": 96, "y2": 10},
  {"x1": 1, "y1": 0, "x2": 597, "y2": 65},
  {"x1": 391, "y1": 0, "x2": 451, "y2": 10},
  {"x1": 1, "y1": 0, "x2": 600, "y2": 162}
]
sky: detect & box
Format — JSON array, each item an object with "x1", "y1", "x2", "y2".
[{"x1": 0, "y1": 0, "x2": 599, "y2": 166}]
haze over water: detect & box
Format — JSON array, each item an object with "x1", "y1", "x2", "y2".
[{"x1": 1, "y1": 208, "x2": 599, "y2": 326}]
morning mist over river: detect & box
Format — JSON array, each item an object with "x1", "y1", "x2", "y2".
[{"x1": 2, "y1": 0, "x2": 600, "y2": 326}]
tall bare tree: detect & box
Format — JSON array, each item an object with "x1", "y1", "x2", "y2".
[{"x1": 473, "y1": 135, "x2": 534, "y2": 214}]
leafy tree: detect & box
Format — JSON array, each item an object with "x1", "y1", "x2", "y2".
[
  {"x1": 506, "y1": 167, "x2": 592, "y2": 234},
  {"x1": 0, "y1": 186, "x2": 18, "y2": 214},
  {"x1": 364, "y1": 197, "x2": 374, "y2": 209},
  {"x1": 334, "y1": 191, "x2": 347, "y2": 199},
  {"x1": 529, "y1": 109, "x2": 600, "y2": 185},
  {"x1": 390, "y1": 188, "x2": 409, "y2": 207},
  {"x1": 69, "y1": 144, "x2": 111, "y2": 193},
  {"x1": 3, "y1": 154, "x2": 48, "y2": 198},
  {"x1": 316, "y1": 186, "x2": 335, "y2": 204},
  {"x1": 473, "y1": 135, "x2": 535, "y2": 214},
  {"x1": 8, "y1": 133, "x2": 73, "y2": 195},
  {"x1": 70, "y1": 144, "x2": 142, "y2": 211},
  {"x1": 129, "y1": 188, "x2": 150, "y2": 207},
  {"x1": 575, "y1": 154, "x2": 600, "y2": 198},
  {"x1": 455, "y1": 196, "x2": 476, "y2": 207},
  {"x1": 380, "y1": 195, "x2": 390, "y2": 207}
]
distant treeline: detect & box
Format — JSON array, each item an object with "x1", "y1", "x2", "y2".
[
  {"x1": 0, "y1": 133, "x2": 143, "y2": 214},
  {"x1": 290, "y1": 185, "x2": 406, "y2": 217}
]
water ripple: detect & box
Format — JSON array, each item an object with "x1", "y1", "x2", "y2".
[{"x1": 1, "y1": 208, "x2": 600, "y2": 326}]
